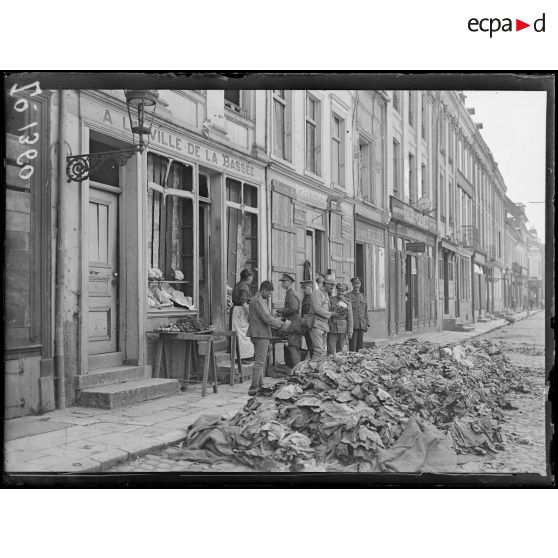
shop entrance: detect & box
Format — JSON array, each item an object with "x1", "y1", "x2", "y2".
[
  {"x1": 405, "y1": 254, "x2": 418, "y2": 331},
  {"x1": 88, "y1": 188, "x2": 120, "y2": 359}
]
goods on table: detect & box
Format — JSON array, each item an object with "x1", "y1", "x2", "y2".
[
  {"x1": 170, "y1": 339, "x2": 529, "y2": 472},
  {"x1": 158, "y1": 315, "x2": 212, "y2": 333}
]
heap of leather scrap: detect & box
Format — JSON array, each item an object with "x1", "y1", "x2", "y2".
[{"x1": 170, "y1": 339, "x2": 527, "y2": 472}]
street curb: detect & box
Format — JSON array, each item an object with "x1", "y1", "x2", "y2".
[
  {"x1": 80, "y1": 428, "x2": 189, "y2": 473},
  {"x1": 469, "y1": 310, "x2": 540, "y2": 342}
]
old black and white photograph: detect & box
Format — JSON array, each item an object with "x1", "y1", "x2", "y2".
[{"x1": 2, "y1": 73, "x2": 554, "y2": 485}]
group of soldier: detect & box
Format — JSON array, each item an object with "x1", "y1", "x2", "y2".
[{"x1": 232, "y1": 270, "x2": 370, "y2": 396}]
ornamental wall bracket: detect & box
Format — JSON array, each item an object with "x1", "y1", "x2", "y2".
[{"x1": 66, "y1": 147, "x2": 141, "y2": 183}]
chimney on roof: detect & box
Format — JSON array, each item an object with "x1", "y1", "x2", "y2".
[
  {"x1": 467, "y1": 108, "x2": 475, "y2": 115},
  {"x1": 476, "y1": 123, "x2": 483, "y2": 129}
]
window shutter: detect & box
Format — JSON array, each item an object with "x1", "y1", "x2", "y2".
[{"x1": 271, "y1": 181, "x2": 296, "y2": 309}]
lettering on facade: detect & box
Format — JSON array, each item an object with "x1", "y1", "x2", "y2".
[
  {"x1": 355, "y1": 222, "x2": 385, "y2": 246},
  {"x1": 293, "y1": 183, "x2": 327, "y2": 208},
  {"x1": 396, "y1": 224, "x2": 435, "y2": 245},
  {"x1": 95, "y1": 105, "x2": 259, "y2": 180},
  {"x1": 390, "y1": 197, "x2": 436, "y2": 234}
]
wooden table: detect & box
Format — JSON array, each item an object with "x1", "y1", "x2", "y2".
[{"x1": 147, "y1": 330, "x2": 243, "y2": 397}]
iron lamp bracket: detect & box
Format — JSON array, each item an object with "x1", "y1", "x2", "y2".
[{"x1": 66, "y1": 147, "x2": 141, "y2": 183}]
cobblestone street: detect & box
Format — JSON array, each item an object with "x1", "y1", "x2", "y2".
[
  {"x1": 456, "y1": 311, "x2": 548, "y2": 475},
  {"x1": 111, "y1": 311, "x2": 549, "y2": 475}
]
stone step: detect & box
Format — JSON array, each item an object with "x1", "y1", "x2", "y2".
[
  {"x1": 456, "y1": 323, "x2": 475, "y2": 332},
  {"x1": 78, "y1": 378, "x2": 179, "y2": 409},
  {"x1": 75, "y1": 365, "x2": 149, "y2": 390}
]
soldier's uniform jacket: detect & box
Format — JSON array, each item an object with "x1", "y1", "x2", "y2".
[
  {"x1": 346, "y1": 291, "x2": 369, "y2": 330},
  {"x1": 328, "y1": 295, "x2": 354, "y2": 335},
  {"x1": 310, "y1": 288, "x2": 333, "y2": 332},
  {"x1": 280, "y1": 287, "x2": 302, "y2": 334}
]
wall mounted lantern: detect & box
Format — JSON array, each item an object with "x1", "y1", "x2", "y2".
[{"x1": 66, "y1": 89, "x2": 159, "y2": 182}]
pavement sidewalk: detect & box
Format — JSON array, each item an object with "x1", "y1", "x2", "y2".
[{"x1": 4, "y1": 309, "x2": 538, "y2": 475}]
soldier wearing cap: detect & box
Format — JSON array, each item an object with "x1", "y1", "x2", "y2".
[
  {"x1": 346, "y1": 276, "x2": 369, "y2": 352},
  {"x1": 278, "y1": 273, "x2": 302, "y2": 368},
  {"x1": 300, "y1": 279, "x2": 315, "y2": 358},
  {"x1": 309, "y1": 273, "x2": 335, "y2": 359},
  {"x1": 327, "y1": 283, "x2": 353, "y2": 354},
  {"x1": 246, "y1": 280, "x2": 285, "y2": 396}
]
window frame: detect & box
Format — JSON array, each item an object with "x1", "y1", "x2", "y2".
[
  {"x1": 305, "y1": 93, "x2": 321, "y2": 175},
  {"x1": 272, "y1": 89, "x2": 292, "y2": 161},
  {"x1": 331, "y1": 112, "x2": 346, "y2": 187}
]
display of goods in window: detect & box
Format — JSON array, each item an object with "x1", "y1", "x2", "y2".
[{"x1": 167, "y1": 339, "x2": 534, "y2": 472}]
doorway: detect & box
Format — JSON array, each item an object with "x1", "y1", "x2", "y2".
[{"x1": 88, "y1": 189, "x2": 120, "y2": 362}]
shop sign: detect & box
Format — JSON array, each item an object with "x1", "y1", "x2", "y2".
[
  {"x1": 391, "y1": 196, "x2": 436, "y2": 234},
  {"x1": 355, "y1": 221, "x2": 385, "y2": 246},
  {"x1": 396, "y1": 224, "x2": 434, "y2": 245},
  {"x1": 83, "y1": 101, "x2": 262, "y2": 181},
  {"x1": 292, "y1": 183, "x2": 328, "y2": 208},
  {"x1": 406, "y1": 242, "x2": 426, "y2": 253}
]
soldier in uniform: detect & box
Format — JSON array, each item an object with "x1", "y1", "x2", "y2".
[
  {"x1": 309, "y1": 274, "x2": 335, "y2": 360},
  {"x1": 278, "y1": 273, "x2": 302, "y2": 369},
  {"x1": 300, "y1": 279, "x2": 315, "y2": 359},
  {"x1": 327, "y1": 283, "x2": 353, "y2": 354},
  {"x1": 346, "y1": 276, "x2": 369, "y2": 352}
]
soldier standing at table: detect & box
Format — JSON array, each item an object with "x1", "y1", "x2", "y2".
[
  {"x1": 246, "y1": 281, "x2": 285, "y2": 396},
  {"x1": 346, "y1": 276, "x2": 369, "y2": 352},
  {"x1": 309, "y1": 274, "x2": 335, "y2": 360},
  {"x1": 327, "y1": 283, "x2": 353, "y2": 354},
  {"x1": 278, "y1": 273, "x2": 302, "y2": 369}
]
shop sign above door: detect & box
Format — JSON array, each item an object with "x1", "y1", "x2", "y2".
[
  {"x1": 83, "y1": 101, "x2": 263, "y2": 181},
  {"x1": 390, "y1": 196, "x2": 436, "y2": 234}
]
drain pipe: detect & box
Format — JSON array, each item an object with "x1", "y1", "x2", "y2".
[{"x1": 54, "y1": 89, "x2": 67, "y2": 409}]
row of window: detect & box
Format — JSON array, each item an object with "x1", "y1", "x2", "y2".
[{"x1": 272, "y1": 90, "x2": 348, "y2": 187}]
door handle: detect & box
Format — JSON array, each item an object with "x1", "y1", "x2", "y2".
[{"x1": 113, "y1": 272, "x2": 119, "y2": 278}]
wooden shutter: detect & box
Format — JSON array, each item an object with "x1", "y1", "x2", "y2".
[
  {"x1": 271, "y1": 181, "x2": 296, "y2": 310},
  {"x1": 329, "y1": 212, "x2": 354, "y2": 284}
]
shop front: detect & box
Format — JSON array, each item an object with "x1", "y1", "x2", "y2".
[
  {"x1": 472, "y1": 252, "x2": 488, "y2": 320},
  {"x1": 354, "y1": 215, "x2": 388, "y2": 340},
  {"x1": 75, "y1": 92, "x2": 266, "y2": 384},
  {"x1": 268, "y1": 177, "x2": 354, "y2": 311},
  {"x1": 388, "y1": 197, "x2": 437, "y2": 335},
  {"x1": 439, "y1": 238, "x2": 459, "y2": 324}
]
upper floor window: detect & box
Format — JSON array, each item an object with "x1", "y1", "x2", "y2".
[
  {"x1": 272, "y1": 90, "x2": 292, "y2": 161},
  {"x1": 393, "y1": 91, "x2": 401, "y2": 112},
  {"x1": 408, "y1": 91, "x2": 415, "y2": 128},
  {"x1": 331, "y1": 114, "x2": 345, "y2": 186},
  {"x1": 409, "y1": 153, "x2": 417, "y2": 203},
  {"x1": 421, "y1": 163, "x2": 427, "y2": 198},
  {"x1": 421, "y1": 93, "x2": 428, "y2": 139},
  {"x1": 393, "y1": 139, "x2": 401, "y2": 199},
  {"x1": 305, "y1": 94, "x2": 321, "y2": 175},
  {"x1": 359, "y1": 137, "x2": 372, "y2": 201}
]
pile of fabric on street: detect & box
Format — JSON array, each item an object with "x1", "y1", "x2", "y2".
[{"x1": 169, "y1": 339, "x2": 529, "y2": 473}]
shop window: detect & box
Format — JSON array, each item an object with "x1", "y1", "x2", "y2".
[
  {"x1": 146, "y1": 153, "x2": 200, "y2": 313},
  {"x1": 225, "y1": 177, "x2": 259, "y2": 298},
  {"x1": 331, "y1": 113, "x2": 345, "y2": 186},
  {"x1": 305, "y1": 94, "x2": 321, "y2": 175},
  {"x1": 199, "y1": 173, "x2": 210, "y2": 198}
]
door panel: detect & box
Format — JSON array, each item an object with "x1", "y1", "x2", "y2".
[{"x1": 88, "y1": 190, "x2": 119, "y2": 356}]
